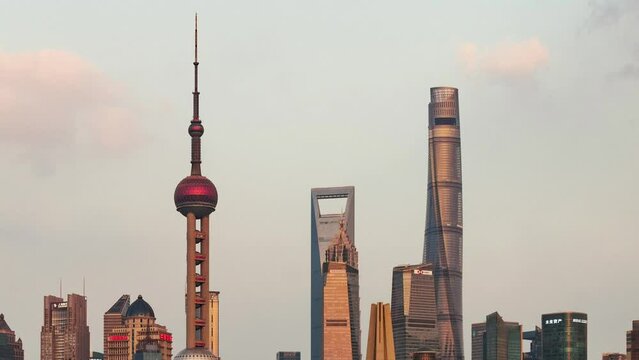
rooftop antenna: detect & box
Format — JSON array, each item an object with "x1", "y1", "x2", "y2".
[
  {"x1": 59, "y1": 278, "x2": 62, "y2": 298},
  {"x1": 83, "y1": 277, "x2": 86, "y2": 297}
]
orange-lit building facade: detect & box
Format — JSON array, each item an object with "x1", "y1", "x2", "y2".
[
  {"x1": 322, "y1": 220, "x2": 360, "y2": 360},
  {"x1": 104, "y1": 296, "x2": 172, "y2": 360},
  {"x1": 366, "y1": 303, "x2": 395, "y2": 360},
  {"x1": 41, "y1": 294, "x2": 90, "y2": 360},
  {"x1": 104, "y1": 295, "x2": 131, "y2": 354},
  {"x1": 209, "y1": 291, "x2": 219, "y2": 357}
]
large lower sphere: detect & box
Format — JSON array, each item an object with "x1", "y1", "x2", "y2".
[
  {"x1": 173, "y1": 348, "x2": 219, "y2": 360},
  {"x1": 174, "y1": 175, "x2": 218, "y2": 218}
]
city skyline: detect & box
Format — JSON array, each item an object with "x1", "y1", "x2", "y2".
[{"x1": 1, "y1": 1, "x2": 639, "y2": 360}]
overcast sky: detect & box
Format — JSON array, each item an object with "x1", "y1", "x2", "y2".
[{"x1": 1, "y1": 1, "x2": 638, "y2": 359}]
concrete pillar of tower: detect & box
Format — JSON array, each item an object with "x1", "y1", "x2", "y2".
[
  {"x1": 186, "y1": 213, "x2": 196, "y2": 348},
  {"x1": 201, "y1": 215, "x2": 211, "y2": 348}
]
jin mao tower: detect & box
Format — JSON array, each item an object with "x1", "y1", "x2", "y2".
[
  {"x1": 322, "y1": 219, "x2": 360, "y2": 360},
  {"x1": 423, "y1": 87, "x2": 463, "y2": 360},
  {"x1": 173, "y1": 16, "x2": 219, "y2": 360}
]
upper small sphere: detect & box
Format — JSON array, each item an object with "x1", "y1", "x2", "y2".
[
  {"x1": 189, "y1": 122, "x2": 204, "y2": 137},
  {"x1": 174, "y1": 175, "x2": 217, "y2": 218},
  {"x1": 126, "y1": 295, "x2": 155, "y2": 318}
]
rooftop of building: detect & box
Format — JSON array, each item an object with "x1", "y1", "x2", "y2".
[
  {"x1": 106, "y1": 295, "x2": 131, "y2": 314},
  {"x1": 0, "y1": 314, "x2": 13, "y2": 334},
  {"x1": 126, "y1": 295, "x2": 155, "y2": 318}
]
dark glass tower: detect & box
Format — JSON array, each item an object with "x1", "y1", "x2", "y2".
[
  {"x1": 391, "y1": 264, "x2": 438, "y2": 360},
  {"x1": 471, "y1": 312, "x2": 521, "y2": 360},
  {"x1": 423, "y1": 87, "x2": 463, "y2": 360},
  {"x1": 0, "y1": 314, "x2": 24, "y2": 360},
  {"x1": 627, "y1": 321, "x2": 639, "y2": 360},
  {"x1": 541, "y1": 312, "x2": 587, "y2": 360}
]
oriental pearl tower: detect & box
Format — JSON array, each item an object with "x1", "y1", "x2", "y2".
[{"x1": 173, "y1": 15, "x2": 219, "y2": 360}]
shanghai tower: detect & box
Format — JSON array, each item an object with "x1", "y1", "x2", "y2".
[{"x1": 423, "y1": 87, "x2": 463, "y2": 360}]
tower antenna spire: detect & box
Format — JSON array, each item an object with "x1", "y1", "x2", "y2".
[
  {"x1": 193, "y1": 13, "x2": 199, "y2": 120},
  {"x1": 189, "y1": 12, "x2": 203, "y2": 176}
]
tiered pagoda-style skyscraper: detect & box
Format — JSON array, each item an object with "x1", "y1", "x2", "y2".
[
  {"x1": 423, "y1": 87, "x2": 463, "y2": 360},
  {"x1": 173, "y1": 15, "x2": 219, "y2": 360},
  {"x1": 322, "y1": 219, "x2": 361, "y2": 360}
]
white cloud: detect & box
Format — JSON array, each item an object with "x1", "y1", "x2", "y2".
[
  {"x1": 457, "y1": 38, "x2": 549, "y2": 79},
  {"x1": 0, "y1": 49, "x2": 140, "y2": 163}
]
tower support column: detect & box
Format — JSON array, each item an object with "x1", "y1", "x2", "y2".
[{"x1": 186, "y1": 213, "x2": 197, "y2": 349}]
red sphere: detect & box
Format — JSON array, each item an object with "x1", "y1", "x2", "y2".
[
  {"x1": 174, "y1": 175, "x2": 217, "y2": 218},
  {"x1": 188, "y1": 123, "x2": 204, "y2": 137}
]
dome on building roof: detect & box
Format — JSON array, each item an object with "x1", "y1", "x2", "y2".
[
  {"x1": 125, "y1": 295, "x2": 155, "y2": 318},
  {"x1": 174, "y1": 348, "x2": 219, "y2": 360}
]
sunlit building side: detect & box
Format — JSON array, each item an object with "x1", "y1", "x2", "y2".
[
  {"x1": 422, "y1": 87, "x2": 463, "y2": 360},
  {"x1": 322, "y1": 219, "x2": 360, "y2": 360},
  {"x1": 40, "y1": 294, "x2": 90, "y2": 360}
]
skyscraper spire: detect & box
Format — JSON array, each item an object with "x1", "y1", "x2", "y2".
[
  {"x1": 189, "y1": 13, "x2": 203, "y2": 176},
  {"x1": 193, "y1": 13, "x2": 199, "y2": 119}
]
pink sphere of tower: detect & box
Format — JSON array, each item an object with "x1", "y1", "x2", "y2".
[{"x1": 174, "y1": 175, "x2": 217, "y2": 218}]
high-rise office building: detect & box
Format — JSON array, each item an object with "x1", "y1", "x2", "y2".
[
  {"x1": 104, "y1": 295, "x2": 172, "y2": 360},
  {"x1": 471, "y1": 312, "x2": 521, "y2": 360},
  {"x1": 603, "y1": 353, "x2": 626, "y2": 360},
  {"x1": 522, "y1": 327, "x2": 541, "y2": 360},
  {"x1": 0, "y1": 314, "x2": 24, "y2": 360},
  {"x1": 40, "y1": 294, "x2": 90, "y2": 360},
  {"x1": 366, "y1": 303, "x2": 395, "y2": 360},
  {"x1": 322, "y1": 219, "x2": 360, "y2": 360},
  {"x1": 311, "y1": 186, "x2": 355, "y2": 360},
  {"x1": 209, "y1": 291, "x2": 219, "y2": 357},
  {"x1": 391, "y1": 264, "x2": 438, "y2": 360},
  {"x1": 541, "y1": 312, "x2": 587, "y2": 360},
  {"x1": 104, "y1": 295, "x2": 131, "y2": 354},
  {"x1": 173, "y1": 16, "x2": 219, "y2": 360},
  {"x1": 627, "y1": 321, "x2": 639, "y2": 360},
  {"x1": 277, "y1": 352, "x2": 302, "y2": 360},
  {"x1": 422, "y1": 87, "x2": 463, "y2": 360},
  {"x1": 472, "y1": 323, "x2": 487, "y2": 360}
]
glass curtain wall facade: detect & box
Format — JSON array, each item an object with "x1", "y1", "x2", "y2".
[
  {"x1": 391, "y1": 264, "x2": 438, "y2": 360},
  {"x1": 472, "y1": 313, "x2": 521, "y2": 360},
  {"x1": 522, "y1": 327, "x2": 541, "y2": 360},
  {"x1": 311, "y1": 186, "x2": 355, "y2": 360},
  {"x1": 541, "y1": 312, "x2": 587, "y2": 360},
  {"x1": 423, "y1": 87, "x2": 463, "y2": 360}
]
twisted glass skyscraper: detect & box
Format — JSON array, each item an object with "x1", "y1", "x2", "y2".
[{"x1": 423, "y1": 87, "x2": 463, "y2": 360}]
